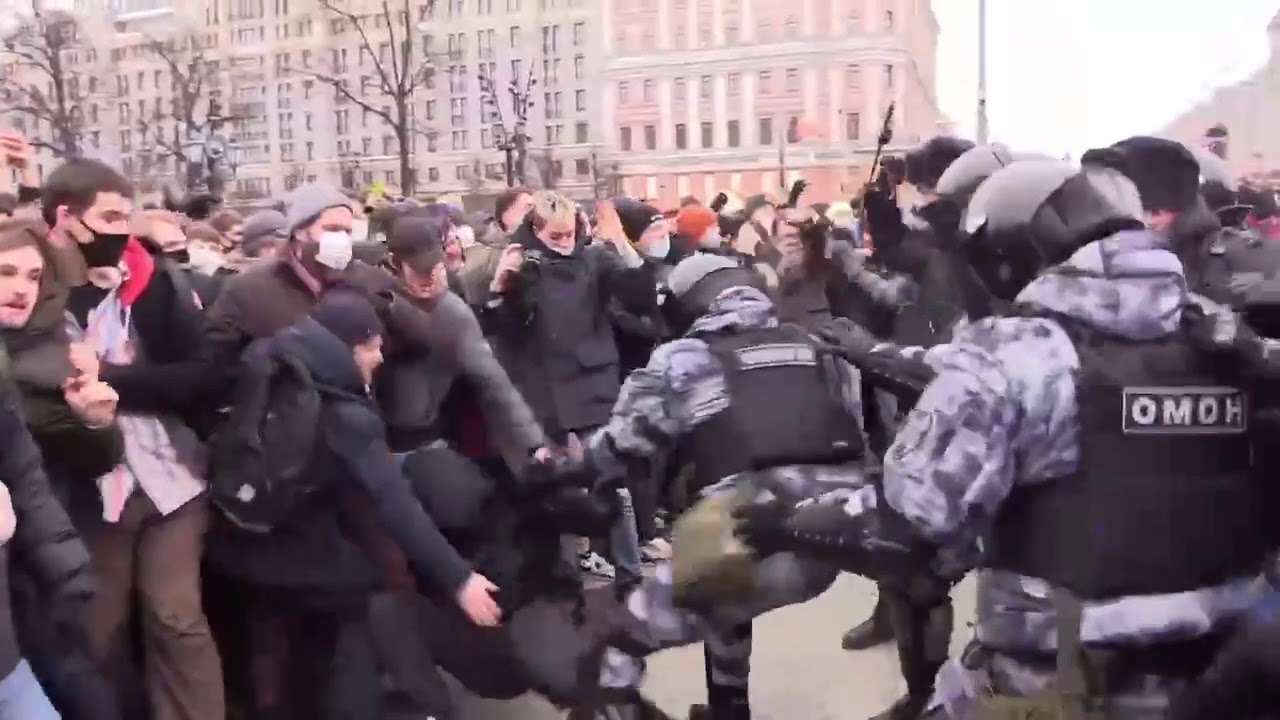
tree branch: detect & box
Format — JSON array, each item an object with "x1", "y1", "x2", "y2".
[
  {"x1": 291, "y1": 68, "x2": 397, "y2": 127},
  {"x1": 318, "y1": 0, "x2": 398, "y2": 101}
]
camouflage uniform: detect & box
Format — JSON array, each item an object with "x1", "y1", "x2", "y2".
[
  {"x1": 805, "y1": 229, "x2": 1272, "y2": 719},
  {"x1": 582, "y1": 286, "x2": 872, "y2": 704}
]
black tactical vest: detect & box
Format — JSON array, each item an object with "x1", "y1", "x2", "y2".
[
  {"x1": 988, "y1": 319, "x2": 1270, "y2": 600},
  {"x1": 686, "y1": 324, "x2": 865, "y2": 493}
]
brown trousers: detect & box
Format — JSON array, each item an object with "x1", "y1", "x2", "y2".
[{"x1": 83, "y1": 493, "x2": 225, "y2": 720}]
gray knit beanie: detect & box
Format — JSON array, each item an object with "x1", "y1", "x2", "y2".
[
  {"x1": 286, "y1": 182, "x2": 353, "y2": 236},
  {"x1": 667, "y1": 253, "x2": 741, "y2": 298}
]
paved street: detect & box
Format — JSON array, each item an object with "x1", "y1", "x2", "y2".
[{"x1": 447, "y1": 574, "x2": 977, "y2": 720}]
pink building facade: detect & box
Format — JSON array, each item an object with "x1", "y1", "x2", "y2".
[{"x1": 600, "y1": 0, "x2": 945, "y2": 208}]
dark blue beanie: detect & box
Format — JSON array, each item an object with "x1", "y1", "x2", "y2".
[{"x1": 311, "y1": 290, "x2": 384, "y2": 347}]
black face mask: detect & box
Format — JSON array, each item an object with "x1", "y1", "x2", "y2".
[
  {"x1": 77, "y1": 222, "x2": 131, "y2": 268},
  {"x1": 165, "y1": 248, "x2": 190, "y2": 265}
]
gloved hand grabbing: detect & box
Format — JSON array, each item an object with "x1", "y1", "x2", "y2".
[
  {"x1": 731, "y1": 498, "x2": 793, "y2": 559},
  {"x1": 818, "y1": 318, "x2": 880, "y2": 362}
]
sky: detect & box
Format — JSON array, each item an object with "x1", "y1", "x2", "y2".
[{"x1": 932, "y1": 0, "x2": 1280, "y2": 158}]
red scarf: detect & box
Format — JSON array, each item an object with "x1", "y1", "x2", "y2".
[{"x1": 118, "y1": 237, "x2": 155, "y2": 307}]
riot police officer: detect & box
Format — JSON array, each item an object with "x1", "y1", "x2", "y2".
[
  {"x1": 736, "y1": 159, "x2": 1274, "y2": 718},
  {"x1": 827, "y1": 142, "x2": 1018, "y2": 720},
  {"x1": 561, "y1": 252, "x2": 872, "y2": 720}
]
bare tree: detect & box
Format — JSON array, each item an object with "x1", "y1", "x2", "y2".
[
  {"x1": 134, "y1": 33, "x2": 218, "y2": 190},
  {"x1": 479, "y1": 66, "x2": 536, "y2": 187},
  {"x1": 0, "y1": 10, "x2": 86, "y2": 157},
  {"x1": 300, "y1": 0, "x2": 438, "y2": 197}
]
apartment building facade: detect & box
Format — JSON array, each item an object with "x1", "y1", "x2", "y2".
[
  {"x1": 602, "y1": 0, "x2": 945, "y2": 206},
  {"x1": 1160, "y1": 11, "x2": 1280, "y2": 185},
  {"x1": 3, "y1": 0, "x2": 609, "y2": 199}
]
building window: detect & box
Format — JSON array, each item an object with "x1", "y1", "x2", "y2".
[
  {"x1": 620, "y1": 126, "x2": 632, "y2": 151},
  {"x1": 727, "y1": 120, "x2": 740, "y2": 147},
  {"x1": 618, "y1": 81, "x2": 629, "y2": 104},
  {"x1": 675, "y1": 123, "x2": 687, "y2": 150},
  {"x1": 452, "y1": 130, "x2": 468, "y2": 149},
  {"x1": 574, "y1": 55, "x2": 584, "y2": 79},
  {"x1": 644, "y1": 124, "x2": 656, "y2": 150},
  {"x1": 758, "y1": 70, "x2": 772, "y2": 95},
  {"x1": 576, "y1": 89, "x2": 586, "y2": 111},
  {"x1": 847, "y1": 64, "x2": 861, "y2": 89},
  {"x1": 456, "y1": 164, "x2": 469, "y2": 180},
  {"x1": 725, "y1": 18, "x2": 738, "y2": 44},
  {"x1": 884, "y1": 10, "x2": 894, "y2": 31},
  {"x1": 699, "y1": 75, "x2": 711, "y2": 99},
  {"x1": 701, "y1": 121, "x2": 713, "y2": 148},
  {"x1": 784, "y1": 17, "x2": 798, "y2": 37},
  {"x1": 643, "y1": 79, "x2": 653, "y2": 102},
  {"x1": 573, "y1": 22, "x2": 585, "y2": 45},
  {"x1": 845, "y1": 112, "x2": 860, "y2": 141},
  {"x1": 785, "y1": 68, "x2": 799, "y2": 92},
  {"x1": 575, "y1": 121, "x2": 588, "y2": 143},
  {"x1": 575, "y1": 158, "x2": 589, "y2": 176},
  {"x1": 428, "y1": 167, "x2": 441, "y2": 182},
  {"x1": 885, "y1": 64, "x2": 895, "y2": 89},
  {"x1": 509, "y1": 25, "x2": 520, "y2": 47},
  {"x1": 758, "y1": 117, "x2": 773, "y2": 146},
  {"x1": 727, "y1": 73, "x2": 739, "y2": 96}
]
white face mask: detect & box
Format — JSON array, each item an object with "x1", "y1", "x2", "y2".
[
  {"x1": 188, "y1": 245, "x2": 225, "y2": 275},
  {"x1": 316, "y1": 230, "x2": 353, "y2": 271},
  {"x1": 644, "y1": 233, "x2": 671, "y2": 260},
  {"x1": 351, "y1": 219, "x2": 370, "y2": 243},
  {"x1": 454, "y1": 224, "x2": 476, "y2": 249}
]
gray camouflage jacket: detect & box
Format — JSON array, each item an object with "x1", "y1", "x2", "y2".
[
  {"x1": 813, "y1": 229, "x2": 1269, "y2": 660},
  {"x1": 585, "y1": 286, "x2": 872, "y2": 500}
]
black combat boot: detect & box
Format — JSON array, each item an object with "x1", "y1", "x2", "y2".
[
  {"x1": 868, "y1": 692, "x2": 930, "y2": 720},
  {"x1": 842, "y1": 593, "x2": 893, "y2": 651},
  {"x1": 687, "y1": 683, "x2": 751, "y2": 720}
]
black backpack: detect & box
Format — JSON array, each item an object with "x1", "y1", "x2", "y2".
[{"x1": 209, "y1": 346, "x2": 323, "y2": 533}]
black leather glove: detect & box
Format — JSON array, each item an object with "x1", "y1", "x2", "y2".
[
  {"x1": 818, "y1": 317, "x2": 880, "y2": 362},
  {"x1": 787, "y1": 179, "x2": 809, "y2": 208},
  {"x1": 1170, "y1": 603, "x2": 1280, "y2": 720},
  {"x1": 731, "y1": 498, "x2": 793, "y2": 559}
]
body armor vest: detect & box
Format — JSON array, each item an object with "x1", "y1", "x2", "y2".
[
  {"x1": 687, "y1": 324, "x2": 864, "y2": 494},
  {"x1": 988, "y1": 318, "x2": 1271, "y2": 600}
]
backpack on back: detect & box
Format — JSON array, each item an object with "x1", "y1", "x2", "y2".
[{"x1": 209, "y1": 346, "x2": 323, "y2": 532}]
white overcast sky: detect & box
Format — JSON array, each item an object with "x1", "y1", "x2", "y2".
[{"x1": 933, "y1": 0, "x2": 1280, "y2": 158}]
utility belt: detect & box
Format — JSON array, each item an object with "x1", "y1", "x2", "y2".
[{"x1": 972, "y1": 589, "x2": 1225, "y2": 720}]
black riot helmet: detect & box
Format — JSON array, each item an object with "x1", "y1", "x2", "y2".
[
  {"x1": 961, "y1": 160, "x2": 1146, "y2": 302},
  {"x1": 904, "y1": 136, "x2": 977, "y2": 193},
  {"x1": 917, "y1": 143, "x2": 1017, "y2": 236},
  {"x1": 662, "y1": 253, "x2": 764, "y2": 336}
]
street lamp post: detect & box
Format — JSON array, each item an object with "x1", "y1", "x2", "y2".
[{"x1": 976, "y1": 0, "x2": 989, "y2": 145}]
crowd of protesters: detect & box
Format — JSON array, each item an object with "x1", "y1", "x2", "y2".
[{"x1": 0, "y1": 124, "x2": 883, "y2": 720}]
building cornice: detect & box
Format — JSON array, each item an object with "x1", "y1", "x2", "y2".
[
  {"x1": 605, "y1": 142, "x2": 916, "y2": 173},
  {"x1": 603, "y1": 36, "x2": 913, "y2": 75}
]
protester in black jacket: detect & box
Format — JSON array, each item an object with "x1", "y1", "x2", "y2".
[
  {"x1": 0, "y1": 218, "x2": 122, "y2": 720},
  {"x1": 480, "y1": 190, "x2": 654, "y2": 437},
  {"x1": 207, "y1": 290, "x2": 503, "y2": 719}
]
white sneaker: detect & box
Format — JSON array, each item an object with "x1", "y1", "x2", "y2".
[{"x1": 579, "y1": 550, "x2": 616, "y2": 579}]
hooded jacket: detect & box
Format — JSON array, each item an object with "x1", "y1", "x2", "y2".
[
  {"x1": 481, "y1": 218, "x2": 654, "y2": 434},
  {"x1": 206, "y1": 318, "x2": 473, "y2": 600}
]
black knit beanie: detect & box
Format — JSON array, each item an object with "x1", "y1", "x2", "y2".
[{"x1": 311, "y1": 290, "x2": 384, "y2": 347}]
